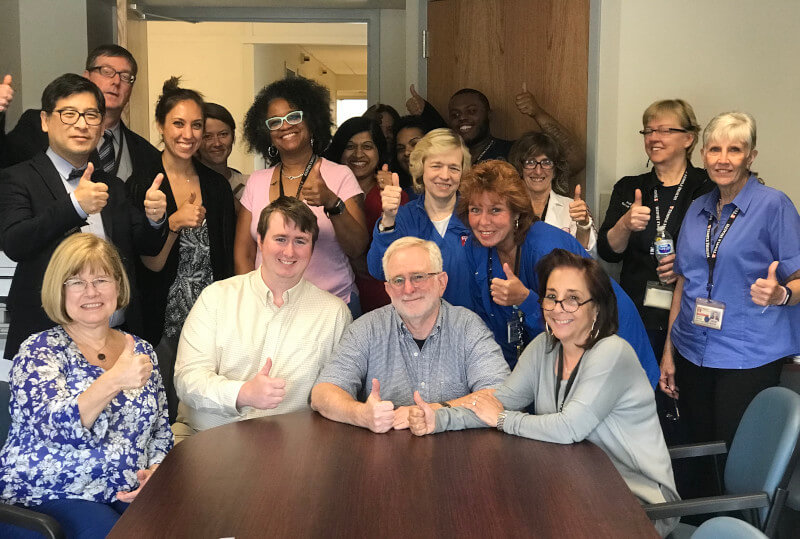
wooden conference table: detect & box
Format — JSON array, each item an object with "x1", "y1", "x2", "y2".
[{"x1": 110, "y1": 411, "x2": 658, "y2": 538}]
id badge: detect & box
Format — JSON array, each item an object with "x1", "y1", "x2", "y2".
[
  {"x1": 507, "y1": 317, "x2": 523, "y2": 344},
  {"x1": 693, "y1": 297, "x2": 725, "y2": 330},
  {"x1": 643, "y1": 281, "x2": 673, "y2": 310}
]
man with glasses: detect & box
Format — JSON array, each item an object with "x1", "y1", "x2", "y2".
[
  {"x1": 312, "y1": 236, "x2": 509, "y2": 433},
  {"x1": 0, "y1": 73, "x2": 167, "y2": 359},
  {"x1": 0, "y1": 44, "x2": 160, "y2": 181}
]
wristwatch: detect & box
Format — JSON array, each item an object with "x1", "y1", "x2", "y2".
[
  {"x1": 780, "y1": 285, "x2": 793, "y2": 306},
  {"x1": 377, "y1": 220, "x2": 395, "y2": 233},
  {"x1": 324, "y1": 197, "x2": 346, "y2": 218},
  {"x1": 496, "y1": 411, "x2": 508, "y2": 431},
  {"x1": 438, "y1": 401, "x2": 452, "y2": 408}
]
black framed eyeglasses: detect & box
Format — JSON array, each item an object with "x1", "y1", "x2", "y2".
[
  {"x1": 52, "y1": 108, "x2": 104, "y2": 126},
  {"x1": 639, "y1": 127, "x2": 688, "y2": 136},
  {"x1": 522, "y1": 158, "x2": 555, "y2": 170},
  {"x1": 265, "y1": 110, "x2": 304, "y2": 131},
  {"x1": 540, "y1": 296, "x2": 594, "y2": 313},
  {"x1": 387, "y1": 272, "x2": 440, "y2": 289},
  {"x1": 88, "y1": 65, "x2": 135, "y2": 84}
]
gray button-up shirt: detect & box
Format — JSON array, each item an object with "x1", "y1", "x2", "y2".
[{"x1": 315, "y1": 300, "x2": 510, "y2": 406}]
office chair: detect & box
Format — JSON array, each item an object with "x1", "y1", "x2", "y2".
[
  {"x1": 692, "y1": 516, "x2": 768, "y2": 539},
  {"x1": 0, "y1": 380, "x2": 65, "y2": 539},
  {"x1": 644, "y1": 386, "x2": 800, "y2": 539}
]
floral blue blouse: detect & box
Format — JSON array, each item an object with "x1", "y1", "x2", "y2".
[{"x1": 0, "y1": 327, "x2": 173, "y2": 506}]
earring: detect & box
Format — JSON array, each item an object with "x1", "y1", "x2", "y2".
[
  {"x1": 310, "y1": 137, "x2": 315, "y2": 150},
  {"x1": 590, "y1": 317, "x2": 599, "y2": 339},
  {"x1": 545, "y1": 321, "x2": 553, "y2": 336},
  {"x1": 267, "y1": 145, "x2": 278, "y2": 159},
  {"x1": 515, "y1": 218, "x2": 520, "y2": 230},
  {"x1": 645, "y1": 157, "x2": 651, "y2": 168}
]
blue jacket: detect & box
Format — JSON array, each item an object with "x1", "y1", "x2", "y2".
[
  {"x1": 466, "y1": 221, "x2": 660, "y2": 387},
  {"x1": 367, "y1": 195, "x2": 474, "y2": 310}
]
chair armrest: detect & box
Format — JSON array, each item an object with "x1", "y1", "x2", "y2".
[
  {"x1": 643, "y1": 492, "x2": 768, "y2": 520},
  {"x1": 0, "y1": 503, "x2": 65, "y2": 539},
  {"x1": 668, "y1": 441, "x2": 727, "y2": 460}
]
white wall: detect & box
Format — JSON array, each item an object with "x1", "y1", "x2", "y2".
[
  {"x1": 379, "y1": 9, "x2": 406, "y2": 111},
  {"x1": 592, "y1": 0, "x2": 800, "y2": 217}
]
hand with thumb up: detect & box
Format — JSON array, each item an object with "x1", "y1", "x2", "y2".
[
  {"x1": 73, "y1": 163, "x2": 109, "y2": 215},
  {"x1": 408, "y1": 391, "x2": 436, "y2": 436},
  {"x1": 489, "y1": 262, "x2": 531, "y2": 307},
  {"x1": 109, "y1": 334, "x2": 153, "y2": 390},
  {"x1": 750, "y1": 261, "x2": 786, "y2": 306},
  {"x1": 623, "y1": 188, "x2": 651, "y2": 232},
  {"x1": 361, "y1": 378, "x2": 395, "y2": 433},
  {"x1": 568, "y1": 184, "x2": 591, "y2": 227},
  {"x1": 379, "y1": 171, "x2": 403, "y2": 228},
  {"x1": 236, "y1": 357, "x2": 287, "y2": 410},
  {"x1": 168, "y1": 191, "x2": 205, "y2": 233}
]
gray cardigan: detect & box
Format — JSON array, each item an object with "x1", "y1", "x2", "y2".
[{"x1": 435, "y1": 334, "x2": 679, "y2": 536}]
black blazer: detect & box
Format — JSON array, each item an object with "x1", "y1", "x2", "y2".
[
  {"x1": 0, "y1": 109, "x2": 161, "y2": 180},
  {"x1": 0, "y1": 152, "x2": 168, "y2": 359}
]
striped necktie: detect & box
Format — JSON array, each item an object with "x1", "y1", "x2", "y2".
[
  {"x1": 68, "y1": 168, "x2": 85, "y2": 182},
  {"x1": 98, "y1": 130, "x2": 115, "y2": 173}
]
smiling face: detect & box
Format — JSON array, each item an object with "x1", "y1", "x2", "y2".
[
  {"x1": 522, "y1": 153, "x2": 555, "y2": 197},
  {"x1": 259, "y1": 212, "x2": 314, "y2": 286},
  {"x1": 467, "y1": 190, "x2": 518, "y2": 252},
  {"x1": 421, "y1": 148, "x2": 464, "y2": 203},
  {"x1": 396, "y1": 126, "x2": 424, "y2": 173},
  {"x1": 200, "y1": 117, "x2": 233, "y2": 167},
  {"x1": 342, "y1": 131, "x2": 379, "y2": 182},
  {"x1": 84, "y1": 54, "x2": 134, "y2": 114},
  {"x1": 542, "y1": 266, "x2": 597, "y2": 347},
  {"x1": 41, "y1": 92, "x2": 103, "y2": 167},
  {"x1": 643, "y1": 113, "x2": 693, "y2": 167},
  {"x1": 384, "y1": 245, "x2": 447, "y2": 326},
  {"x1": 448, "y1": 92, "x2": 490, "y2": 145},
  {"x1": 701, "y1": 137, "x2": 756, "y2": 193},
  {"x1": 64, "y1": 266, "x2": 119, "y2": 328},
  {"x1": 266, "y1": 98, "x2": 310, "y2": 157},
  {"x1": 158, "y1": 99, "x2": 203, "y2": 161}
]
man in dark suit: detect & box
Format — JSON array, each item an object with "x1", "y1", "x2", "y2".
[
  {"x1": 0, "y1": 73, "x2": 168, "y2": 359},
  {"x1": 0, "y1": 44, "x2": 160, "y2": 180}
]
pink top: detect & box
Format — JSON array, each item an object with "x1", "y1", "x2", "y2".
[{"x1": 240, "y1": 158, "x2": 363, "y2": 303}]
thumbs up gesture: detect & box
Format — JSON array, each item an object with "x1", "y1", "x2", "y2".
[
  {"x1": 623, "y1": 188, "x2": 651, "y2": 232},
  {"x1": 361, "y1": 378, "x2": 395, "y2": 433},
  {"x1": 168, "y1": 191, "x2": 205, "y2": 232},
  {"x1": 515, "y1": 82, "x2": 541, "y2": 117},
  {"x1": 110, "y1": 334, "x2": 153, "y2": 390},
  {"x1": 379, "y1": 170, "x2": 403, "y2": 228},
  {"x1": 375, "y1": 163, "x2": 393, "y2": 190},
  {"x1": 0, "y1": 74, "x2": 13, "y2": 112},
  {"x1": 490, "y1": 262, "x2": 531, "y2": 307},
  {"x1": 568, "y1": 184, "x2": 591, "y2": 227},
  {"x1": 750, "y1": 261, "x2": 786, "y2": 306},
  {"x1": 406, "y1": 84, "x2": 425, "y2": 116},
  {"x1": 73, "y1": 163, "x2": 109, "y2": 215},
  {"x1": 143, "y1": 173, "x2": 167, "y2": 222},
  {"x1": 408, "y1": 391, "x2": 436, "y2": 436},
  {"x1": 236, "y1": 357, "x2": 287, "y2": 410},
  {"x1": 300, "y1": 159, "x2": 337, "y2": 208}
]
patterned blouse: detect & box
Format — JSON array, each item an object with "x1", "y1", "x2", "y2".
[
  {"x1": 0, "y1": 327, "x2": 173, "y2": 506},
  {"x1": 163, "y1": 222, "x2": 213, "y2": 339}
]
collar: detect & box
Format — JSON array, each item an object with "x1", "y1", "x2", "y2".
[
  {"x1": 393, "y1": 299, "x2": 446, "y2": 339},
  {"x1": 250, "y1": 270, "x2": 307, "y2": 308},
  {"x1": 700, "y1": 174, "x2": 759, "y2": 217},
  {"x1": 46, "y1": 147, "x2": 88, "y2": 180},
  {"x1": 412, "y1": 193, "x2": 470, "y2": 233},
  {"x1": 107, "y1": 122, "x2": 121, "y2": 144}
]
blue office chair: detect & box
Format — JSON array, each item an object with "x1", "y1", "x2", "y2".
[
  {"x1": 0, "y1": 380, "x2": 65, "y2": 539},
  {"x1": 644, "y1": 386, "x2": 800, "y2": 539},
  {"x1": 692, "y1": 516, "x2": 768, "y2": 539}
]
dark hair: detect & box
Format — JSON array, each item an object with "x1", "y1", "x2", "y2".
[
  {"x1": 154, "y1": 77, "x2": 204, "y2": 126},
  {"x1": 508, "y1": 132, "x2": 570, "y2": 196},
  {"x1": 85, "y1": 44, "x2": 138, "y2": 78},
  {"x1": 393, "y1": 115, "x2": 428, "y2": 139},
  {"x1": 243, "y1": 76, "x2": 332, "y2": 165},
  {"x1": 324, "y1": 117, "x2": 388, "y2": 168},
  {"x1": 536, "y1": 249, "x2": 618, "y2": 350},
  {"x1": 450, "y1": 88, "x2": 491, "y2": 110},
  {"x1": 257, "y1": 196, "x2": 320, "y2": 248},
  {"x1": 457, "y1": 160, "x2": 535, "y2": 245},
  {"x1": 204, "y1": 102, "x2": 236, "y2": 141},
  {"x1": 41, "y1": 73, "x2": 105, "y2": 115},
  {"x1": 363, "y1": 104, "x2": 400, "y2": 128}
]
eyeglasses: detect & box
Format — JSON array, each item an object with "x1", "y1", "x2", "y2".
[
  {"x1": 387, "y1": 272, "x2": 440, "y2": 289},
  {"x1": 63, "y1": 277, "x2": 115, "y2": 293},
  {"x1": 88, "y1": 65, "x2": 136, "y2": 84},
  {"x1": 52, "y1": 108, "x2": 104, "y2": 126},
  {"x1": 265, "y1": 110, "x2": 304, "y2": 131},
  {"x1": 522, "y1": 158, "x2": 555, "y2": 170},
  {"x1": 540, "y1": 295, "x2": 594, "y2": 313},
  {"x1": 639, "y1": 127, "x2": 689, "y2": 136}
]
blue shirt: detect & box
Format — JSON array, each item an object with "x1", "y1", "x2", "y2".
[
  {"x1": 672, "y1": 176, "x2": 800, "y2": 368},
  {"x1": 466, "y1": 221, "x2": 660, "y2": 387},
  {"x1": 367, "y1": 194, "x2": 474, "y2": 310}
]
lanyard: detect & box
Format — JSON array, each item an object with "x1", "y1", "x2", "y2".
[
  {"x1": 652, "y1": 168, "x2": 687, "y2": 231},
  {"x1": 704, "y1": 205, "x2": 740, "y2": 297},
  {"x1": 488, "y1": 245, "x2": 525, "y2": 358},
  {"x1": 539, "y1": 193, "x2": 550, "y2": 222},
  {"x1": 486, "y1": 244, "x2": 522, "y2": 288},
  {"x1": 279, "y1": 154, "x2": 317, "y2": 198},
  {"x1": 555, "y1": 347, "x2": 584, "y2": 412}
]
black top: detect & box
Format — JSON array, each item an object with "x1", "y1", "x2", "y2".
[
  {"x1": 418, "y1": 101, "x2": 512, "y2": 162},
  {"x1": 597, "y1": 163, "x2": 713, "y2": 331}
]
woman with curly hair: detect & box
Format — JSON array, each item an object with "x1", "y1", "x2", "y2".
[{"x1": 235, "y1": 77, "x2": 368, "y2": 308}]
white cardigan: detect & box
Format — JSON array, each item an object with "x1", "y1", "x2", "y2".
[{"x1": 544, "y1": 191, "x2": 598, "y2": 254}]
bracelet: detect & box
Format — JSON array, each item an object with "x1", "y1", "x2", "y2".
[
  {"x1": 780, "y1": 285, "x2": 792, "y2": 306},
  {"x1": 438, "y1": 401, "x2": 451, "y2": 408},
  {"x1": 576, "y1": 218, "x2": 593, "y2": 231},
  {"x1": 496, "y1": 411, "x2": 508, "y2": 431}
]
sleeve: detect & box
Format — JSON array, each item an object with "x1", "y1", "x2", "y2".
[
  {"x1": 772, "y1": 192, "x2": 800, "y2": 279},
  {"x1": 612, "y1": 280, "x2": 660, "y2": 388},
  {"x1": 313, "y1": 320, "x2": 370, "y2": 400},
  {"x1": 138, "y1": 338, "x2": 173, "y2": 465},
  {"x1": 174, "y1": 287, "x2": 246, "y2": 418},
  {"x1": 239, "y1": 169, "x2": 263, "y2": 214},
  {"x1": 9, "y1": 333, "x2": 109, "y2": 449},
  {"x1": 367, "y1": 204, "x2": 412, "y2": 281},
  {"x1": 597, "y1": 178, "x2": 632, "y2": 263},
  {"x1": 420, "y1": 101, "x2": 448, "y2": 131},
  {"x1": 462, "y1": 312, "x2": 511, "y2": 390},
  {"x1": 119, "y1": 180, "x2": 167, "y2": 257}
]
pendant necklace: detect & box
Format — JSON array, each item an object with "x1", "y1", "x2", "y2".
[{"x1": 68, "y1": 329, "x2": 109, "y2": 361}]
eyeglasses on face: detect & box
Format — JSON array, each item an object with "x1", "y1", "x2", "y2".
[
  {"x1": 88, "y1": 65, "x2": 135, "y2": 84},
  {"x1": 540, "y1": 295, "x2": 594, "y2": 313},
  {"x1": 63, "y1": 277, "x2": 115, "y2": 293},
  {"x1": 52, "y1": 108, "x2": 104, "y2": 126},
  {"x1": 522, "y1": 158, "x2": 555, "y2": 170},
  {"x1": 265, "y1": 110, "x2": 304, "y2": 131},
  {"x1": 639, "y1": 127, "x2": 688, "y2": 136},
  {"x1": 387, "y1": 272, "x2": 440, "y2": 289}
]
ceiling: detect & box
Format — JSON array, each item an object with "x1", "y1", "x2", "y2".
[
  {"x1": 302, "y1": 45, "x2": 367, "y2": 75},
  {"x1": 138, "y1": 0, "x2": 405, "y2": 8}
]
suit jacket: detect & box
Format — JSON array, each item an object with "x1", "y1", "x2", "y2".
[
  {"x1": 0, "y1": 152, "x2": 168, "y2": 359},
  {"x1": 0, "y1": 109, "x2": 161, "y2": 181}
]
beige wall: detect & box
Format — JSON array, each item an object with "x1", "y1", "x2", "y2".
[{"x1": 592, "y1": 0, "x2": 800, "y2": 217}]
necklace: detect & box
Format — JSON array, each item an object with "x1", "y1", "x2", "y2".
[
  {"x1": 67, "y1": 329, "x2": 110, "y2": 361},
  {"x1": 284, "y1": 173, "x2": 302, "y2": 180},
  {"x1": 474, "y1": 138, "x2": 495, "y2": 163}
]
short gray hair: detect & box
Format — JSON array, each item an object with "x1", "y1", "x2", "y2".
[
  {"x1": 703, "y1": 111, "x2": 757, "y2": 152},
  {"x1": 382, "y1": 237, "x2": 443, "y2": 278}
]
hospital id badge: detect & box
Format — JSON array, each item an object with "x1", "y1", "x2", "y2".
[
  {"x1": 643, "y1": 281, "x2": 673, "y2": 310},
  {"x1": 692, "y1": 297, "x2": 725, "y2": 330},
  {"x1": 507, "y1": 317, "x2": 523, "y2": 344}
]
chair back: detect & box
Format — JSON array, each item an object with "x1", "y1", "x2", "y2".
[
  {"x1": 692, "y1": 516, "x2": 768, "y2": 539},
  {"x1": 0, "y1": 380, "x2": 10, "y2": 447},
  {"x1": 725, "y1": 386, "x2": 800, "y2": 525}
]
